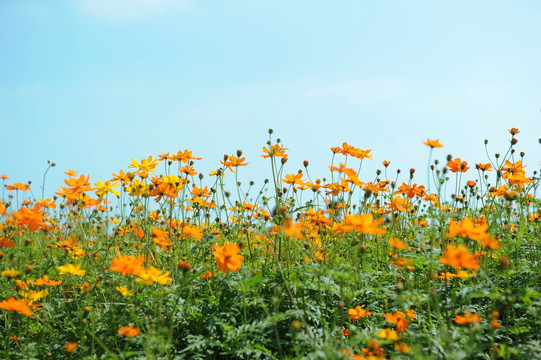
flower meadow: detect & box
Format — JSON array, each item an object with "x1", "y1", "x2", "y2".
[{"x1": 1, "y1": 129, "x2": 540, "y2": 360}]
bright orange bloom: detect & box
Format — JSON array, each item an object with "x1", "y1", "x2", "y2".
[
  {"x1": 118, "y1": 325, "x2": 140, "y2": 337},
  {"x1": 389, "y1": 238, "x2": 406, "y2": 250},
  {"x1": 213, "y1": 243, "x2": 244, "y2": 273},
  {"x1": 343, "y1": 214, "x2": 386, "y2": 235},
  {"x1": 180, "y1": 224, "x2": 203, "y2": 241},
  {"x1": 190, "y1": 185, "x2": 211, "y2": 198},
  {"x1": 423, "y1": 139, "x2": 443, "y2": 148},
  {"x1": 0, "y1": 297, "x2": 33, "y2": 316},
  {"x1": 476, "y1": 163, "x2": 493, "y2": 171},
  {"x1": 282, "y1": 173, "x2": 304, "y2": 186},
  {"x1": 396, "y1": 182, "x2": 425, "y2": 198},
  {"x1": 439, "y1": 270, "x2": 476, "y2": 280},
  {"x1": 37, "y1": 198, "x2": 56, "y2": 209},
  {"x1": 64, "y1": 169, "x2": 78, "y2": 177},
  {"x1": 332, "y1": 142, "x2": 373, "y2": 160},
  {"x1": 447, "y1": 218, "x2": 488, "y2": 241},
  {"x1": 447, "y1": 158, "x2": 470, "y2": 173},
  {"x1": 151, "y1": 226, "x2": 173, "y2": 251},
  {"x1": 508, "y1": 127, "x2": 520, "y2": 135},
  {"x1": 454, "y1": 312, "x2": 482, "y2": 325},
  {"x1": 220, "y1": 155, "x2": 249, "y2": 172},
  {"x1": 201, "y1": 271, "x2": 215, "y2": 279},
  {"x1": 390, "y1": 196, "x2": 410, "y2": 212},
  {"x1": 6, "y1": 182, "x2": 31, "y2": 191},
  {"x1": 0, "y1": 237, "x2": 16, "y2": 248},
  {"x1": 64, "y1": 174, "x2": 93, "y2": 192},
  {"x1": 0, "y1": 174, "x2": 8, "y2": 180},
  {"x1": 507, "y1": 172, "x2": 533, "y2": 188},
  {"x1": 65, "y1": 342, "x2": 78, "y2": 353},
  {"x1": 394, "y1": 342, "x2": 411, "y2": 353},
  {"x1": 179, "y1": 165, "x2": 198, "y2": 176},
  {"x1": 439, "y1": 244, "x2": 480, "y2": 270},
  {"x1": 172, "y1": 149, "x2": 202, "y2": 163},
  {"x1": 112, "y1": 169, "x2": 132, "y2": 185},
  {"x1": 348, "y1": 305, "x2": 372, "y2": 323},
  {"x1": 261, "y1": 144, "x2": 288, "y2": 159},
  {"x1": 12, "y1": 205, "x2": 49, "y2": 231},
  {"x1": 478, "y1": 235, "x2": 501, "y2": 250},
  {"x1": 27, "y1": 275, "x2": 62, "y2": 286},
  {"x1": 110, "y1": 254, "x2": 145, "y2": 276},
  {"x1": 385, "y1": 311, "x2": 408, "y2": 332}
]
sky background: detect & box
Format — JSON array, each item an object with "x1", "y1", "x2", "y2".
[{"x1": 1, "y1": 0, "x2": 540, "y2": 200}]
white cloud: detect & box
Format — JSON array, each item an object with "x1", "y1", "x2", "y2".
[{"x1": 72, "y1": 0, "x2": 193, "y2": 21}]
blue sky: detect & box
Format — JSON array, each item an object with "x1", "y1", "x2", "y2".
[{"x1": 1, "y1": 0, "x2": 540, "y2": 199}]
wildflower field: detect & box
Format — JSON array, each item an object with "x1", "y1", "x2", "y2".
[{"x1": 1, "y1": 129, "x2": 540, "y2": 359}]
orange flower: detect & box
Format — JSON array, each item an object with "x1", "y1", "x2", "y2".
[
  {"x1": 0, "y1": 237, "x2": 16, "y2": 248},
  {"x1": 172, "y1": 149, "x2": 202, "y2": 163},
  {"x1": 454, "y1": 312, "x2": 482, "y2": 325},
  {"x1": 213, "y1": 243, "x2": 244, "y2": 273},
  {"x1": 12, "y1": 205, "x2": 49, "y2": 231},
  {"x1": 220, "y1": 155, "x2": 249, "y2": 172},
  {"x1": 439, "y1": 270, "x2": 476, "y2": 280},
  {"x1": 6, "y1": 182, "x2": 31, "y2": 191},
  {"x1": 475, "y1": 163, "x2": 493, "y2": 171},
  {"x1": 447, "y1": 158, "x2": 470, "y2": 173},
  {"x1": 396, "y1": 182, "x2": 425, "y2": 198},
  {"x1": 385, "y1": 311, "x2": 408, "y2": 332},
  {"x1": 190, "y1": 185, "x2": 211, "y2": 198},
  {"x1": 201, "y1": 271, "x2": 215, "y2": 279},
  {"x1": 64, "y1": 169, "x2": 78, "y2": 177},
  {"x1": 508, "y1": 128, "x2": 520, "y2": 136},
  {"x1": 423, "y1": 139, "x2": 443, "y2": 148},
  {"x1": 118, "y1": 325, "x2": 140, "y2": 337},
  {"x1": 348, "y1": 305, "x2": 372, "y2": 323},
  {"x1": 261, "y1": 144, "x2": 288, "y2": 159},
  {"x1": 394, "y1": 342, "x2": 411, "y2": 353},
  {"x1": 447, "y1": 218, "x2": 488, "y2": 241},
  {"x1": 343, "y1": 214, "x2": 386, "y2": 235},
  {"x1": 110, "y1": 253, "x2": 145, "y2": 276},
  {"x1": 65, "y1": 342, "x2": 78, "y2": 353},
  {"x1": 0, "y1": 297, "x2": 33, "y2": 316},
  {"x1": 282, "y1": 173, "x2": 305, "y2": 187},
  {"x1": 151, "y1": 226, "x2": 173, "y2": 251},
  {"x1": 179, "y1": 165, "x2": 198, "y2": 176},
  {"x1": 439, "y1": 244, "x2": 480, "y2": 270},
  {"x1": 389, "y1": 238, "x2": 406, "y2": 250}
]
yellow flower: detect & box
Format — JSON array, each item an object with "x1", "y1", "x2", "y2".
[
  {"x1": 136, "y1": 266, "x2": 172, "y2": 286},
  {"x1": 1, "y1": 269, "x2": 20, "y2": 278},
  {"x1": 377, "y1": 328, "x2": 399, "y2": 341},
  {"x1": 94, "y1": 180, "x2": 120, "y2": 199},
  {"x1": 57, "y1": 263, "x2": 86, "y2": 276},
  {"x1": 116, "y1": 286, "x2": 134, "y2": 296},
  {"x1": 21, "y1": 289, "x2": 49, "y2": 304}
]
